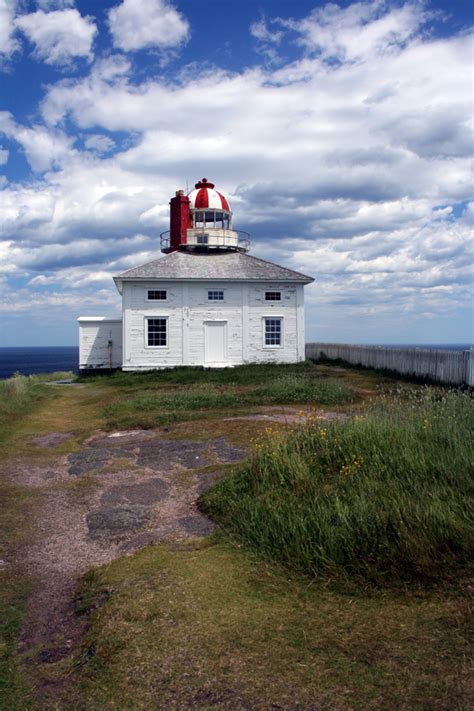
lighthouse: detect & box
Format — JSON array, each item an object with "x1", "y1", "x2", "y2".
[
  {"x1": 78, "y1": 178, "x2": 313, "y2": 371},
  {"x1": 163, "y1": 178, "x2": 249, "y2": 253}
]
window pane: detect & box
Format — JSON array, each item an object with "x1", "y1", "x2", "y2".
[
  {"x1": 264, "y1": 318, "x2": 282, "y2": 346},
  {"x1": 265, "y1": 291, "x2": 281, "y2": 301},
  {"x1": 208, "y1": 290, "x2": 224, "y2": 301},
  {"x1": 194, "y1": 211, "x2": 204, "y2": 226},
  {"x1": 197, "y1": 233, "x2": 208, "y2": 244},
  {"x1": 148, "y1": 290, "x2": 167, "y2": 300},
  {"x1": 205, "y1": 211, "x2": 215, "y2": 226},
  {"x1": 147, "y1": 318, "x2": 167, "y2": 346}
]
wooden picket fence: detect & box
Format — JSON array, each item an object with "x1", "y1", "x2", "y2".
[{"x1": 305, "y1": 343, "x2": 473, "y2": 386}]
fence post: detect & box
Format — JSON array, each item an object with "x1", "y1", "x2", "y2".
[{"x1": 468, "y1": 346, "x2": 474, "y2": 387}]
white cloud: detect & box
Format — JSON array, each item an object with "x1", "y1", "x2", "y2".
[
  {"x1": 280, "y1": 0, "x2": 429, "y2": 63},
  {"x1": 1, "y1": 1, "x2": 472, "y2": 343},
  {"x1": 250, "y1": 17, "x2": 283, "y2": 45},
  {"x1": 0, "y1": 0, "x2": 19, "y2": 57},
  {"x1": 84, "y1": 134, "x2": 115, "y2": 153},
  {"x1": 0, "y1": 111, "x2": 76, "y2": 171},
  {"x1": 0, "y1": 146, "x2": 8, "y2": 164},
  {"x1": 15, "y1": 8, "x2": 97, "y2": 65},
  {"x1": 0, "y1": 286, "x2": 120, "y2": 313},
  {"x1": 108, "y1": 0, "x2": 190, "y2": 52},
  {"x1": 250, "y1": 16, "x2": 284, "y2": 63}
]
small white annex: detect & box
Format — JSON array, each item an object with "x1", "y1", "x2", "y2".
[{"x1": 79, "y1": 179, "x2": 313, "y2": 371}]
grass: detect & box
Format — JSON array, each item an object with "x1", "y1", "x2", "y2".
[
  {"x1": 1, "y1": 364, "x2": 472, "y2": 709},
  {"x1": 202, "y1": 386, "x2": 474, "y2": 582},
  {"x1": 83, "y1": 361, "x2": 321, "y2": 387},
  {"x1": 102, "y1": 369, "x2": 355, "y2": 430},
  {"x1": 66, "y1": 540, "x2": 472, "y2": 710},
  {"x1": 0, "y1": 482, "x2": 35, "y2": 710},
  {"x1": 0, "y1": 372, "x2": 75, "y2": 452}
]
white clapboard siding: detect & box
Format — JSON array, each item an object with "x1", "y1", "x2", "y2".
[
  {"x1": 123, "y1": 281, "x2": 184, "y2": 368},
  {"x1": 78, "y1": 318, "x2": 122, "y2": 370},
  {"x1": 119, "y1": 281, "x2": 305, "y2": 369},
  {"x1": 305, "y1": 342, "x2": 472, "y2": 386},
  {"x1": 246, "y1": 284, "x2": 303, "y2": 363}
]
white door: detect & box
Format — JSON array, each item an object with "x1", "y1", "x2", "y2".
[{"x1": 204, "y1": 321, "x2": 227, "y2": 363}]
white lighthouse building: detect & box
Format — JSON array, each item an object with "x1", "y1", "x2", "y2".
[{"x1": 78, "y1": 178, "x2": 313, "y2": 371}]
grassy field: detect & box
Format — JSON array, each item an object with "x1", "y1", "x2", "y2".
[
  {"x1": 0, "y1": 363, "x2": 472, "y2": 709},
  {"x1": 0, "y1": 372, "x2": 74, "y2": 452},
  {"x1": 202, "y1": 386, "x2": 474, "y2": 583},
  {"x1": 103, "y1": 372, "x2": 355, "y2": 429},
  {"x1": 69, "y1": 539, "x2": 471, "y2": 710}
]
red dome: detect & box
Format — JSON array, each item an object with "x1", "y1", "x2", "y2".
[{"x1": 188, "y1": 178, "x2": 230, "y2": 211}]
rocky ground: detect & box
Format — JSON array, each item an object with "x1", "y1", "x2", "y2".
[
  {"x1": 4, "y1": 403, "x2": 338, "y2": 701},
  {"x1": 5, "y1": 422, "x2": 250, "y2": 698}
]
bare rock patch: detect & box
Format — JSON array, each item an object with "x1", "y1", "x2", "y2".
[
  {"x1": 137, "y1": 439, "x2": 209, "y2": 470},
  {"x1": 67, "y1": 448, "x2": 133, "y2": 476},
  {"x1": 100, "y1": 477, "x2": 170, "y2": 506},
  {"x1": 86, "y1": 505, "x2": 154, "y2": 538}
]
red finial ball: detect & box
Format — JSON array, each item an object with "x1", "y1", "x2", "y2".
[{"x1": 195, "y1": 177, "x2": 215, "y2": 189}]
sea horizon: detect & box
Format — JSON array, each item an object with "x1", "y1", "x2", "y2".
[{"x1": 0, "y1": 343, "x2": 471, "y2": 380}]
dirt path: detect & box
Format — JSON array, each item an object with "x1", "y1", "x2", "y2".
[{"x1": 4, "y1": 417, "x2": 247, "y2": 703}]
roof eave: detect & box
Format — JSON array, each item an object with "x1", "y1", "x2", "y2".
[
  {"x1": 114, "y1": 275, "x2": 313, "y2": 284},
  {"x1": 113, "y1": 276, "x2": 123, "y2": 294}
]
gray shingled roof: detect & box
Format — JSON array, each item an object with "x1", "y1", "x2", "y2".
[{"x1": 114, "y1": 250, "x2": 313, "y2": 284}]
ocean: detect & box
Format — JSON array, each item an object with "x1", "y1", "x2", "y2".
[
  {"x1": 0, "y1": 344, "x2": 470, "y2": 380},
  {"x1": 0, "y1": 347, "x2": 79, "y2": 380}
]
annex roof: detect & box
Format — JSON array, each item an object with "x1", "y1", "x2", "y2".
[{"x1": 114, "y1": 250, "x2": 313, "y2": 291}]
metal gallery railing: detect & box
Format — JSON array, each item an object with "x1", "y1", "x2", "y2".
[{"x1": 160, "y1": 229, "x2": 251, "y2": 252}]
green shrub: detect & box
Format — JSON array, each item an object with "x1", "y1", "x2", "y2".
[{"x1": 201, "y1": 387, "x2": 474, "y2": 582}]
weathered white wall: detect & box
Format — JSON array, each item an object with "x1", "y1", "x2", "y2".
[
  {"x1": 123, "y1": 281, "x2": 183, "y2": 369},
  {"x1": 245, "y1": 283, "x2": 304, "y2": 364},
  {"x1": 121, "y1": 281, "x2": 305, "y2": 369},
  {"x1": 185, "y1": 282, "x2": 243, "y2": 365},
  {"x1": 78, "y1": 318, "x2": 122, "y2": 370}
]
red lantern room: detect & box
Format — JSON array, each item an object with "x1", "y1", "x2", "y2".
[{"x1": 162, "y1": 178, "x2": 250, "y2": 253}]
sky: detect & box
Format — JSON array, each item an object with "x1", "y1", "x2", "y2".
[{"x1": 0, "y1": 0, "x2": 472, "y2": 347}]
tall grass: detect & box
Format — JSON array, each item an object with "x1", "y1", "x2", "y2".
[
  {"x1": 201, "y1": 387, "x2": 474, "y2": 582},
  {"x1": 0, "y1": 372, "x2": 72, "y2": 441},
  {"x1": 103, "y1": 374, "x2": 354, "y2": 429}
]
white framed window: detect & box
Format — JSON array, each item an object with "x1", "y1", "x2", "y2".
[
  {"x1": 265, "y1": 291, "x2": 281, "y2": 301},
  {"x1": 197, "y1": 233, "x2": 208, "y2": 244},
  {"x1": 263, "y1": 317, "x2": 283, "y2": 347},
  {"x1": 147, "y1": 289, "x2": 167, "y2": 301},
  {"x1": 146, "y1": 317, "x2": 168, "y2": 348},
  {"x1": 208, "y1": 290, "x2": 224, "y2": 301}
]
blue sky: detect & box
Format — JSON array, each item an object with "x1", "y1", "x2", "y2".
[{"x1": 0, "y1": 0, "x2": 472, "y2": 346}]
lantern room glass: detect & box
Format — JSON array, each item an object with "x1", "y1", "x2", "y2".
[{"x1": 192, "y1": 210, "x2": 231, "y2": 229}]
